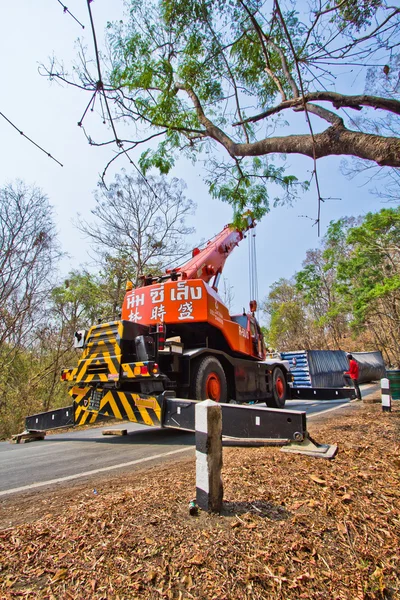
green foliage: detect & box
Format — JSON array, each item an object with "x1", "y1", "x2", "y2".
[
  {"x1": 323, "y1": 218, "x2": 355, "y2": 267},
  {"x1": 336, "y1": 207, "x2": 400, "y2": 329},
  {"x1": 51, "y1": 271, "x2": 106, "y2": 329},
  {"x1": 63, "y1": 0, "x2": 400, "y2": 223},
  {"x1": 262, "y1": 278, "x2": 314, "y2": 349},
  {"x1": 107, "y1": 0, "x2": 322, "y2": 218},
  {"x1": 334, "y1": 0, "x2": 383, "y2": 30},
  {"x1": 296, "y1": 264, "x2": 322, "y2": 304},
  {"x1": 294, "y1": 217, "x2": 360, "y2": 345},
  {"x1": 0, "y1": 336, "x2": 77, "y2": 439},
  {"x1": 98, "y1": 252, "x2": 136, "y2": 320},
  {"x1": 263, "y1": 207, "x2": 400, "y2": 362},
  {"x1": 139, "y1": 143, "x2": 176, "y2": 175}
]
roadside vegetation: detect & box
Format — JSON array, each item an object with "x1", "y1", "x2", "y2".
[
  {"x1": 0, "y1": 176, "x2": 194, "y2": 440},
  {"x1": 262, "y1": 207, "x2": 400, "y2": 365}
]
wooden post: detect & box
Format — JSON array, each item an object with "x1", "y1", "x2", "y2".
[
  {"x1": 381, "y1": 377, "x2": 392, "y2": 412},
  {"x1": 195, "y1": 399, "x2": 223, "y2": 513}
]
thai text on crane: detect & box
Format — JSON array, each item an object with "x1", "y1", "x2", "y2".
[{"x1": 121, "y1": 215, "x2": 256, "y2": 354}]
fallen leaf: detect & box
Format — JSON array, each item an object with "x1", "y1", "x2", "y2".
[
  {"x1": 341, "y1": 493, "x2": 352, "y2": 503},
  {"x1": 130, "y1": 566, "x2": 143, "y2": 575},
  {"x1": 50, "y1": 568, "x2": 68, "y2": 584},
  {"x1": 292, "y1": 556, "x2": 303, "y2": 563},
  {"x1": 294, "y1": 572, "x2": 315, "y2": 583},
  {"x1": 337, "y1": 522, "x2": 347, "y2": 535},
  {"x1": 309, "y1": 475, "x2": 327, "y2": 485},
  {"x1": 307, "y1": 499, "x2": 321, "y2": 508},
  {"x1": 189, "y1": 554, "x2": 205, "y2": 566}
]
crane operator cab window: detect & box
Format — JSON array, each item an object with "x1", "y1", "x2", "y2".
[{"x1": 231, "y1": 314, "x2": 247, "y2": 329}]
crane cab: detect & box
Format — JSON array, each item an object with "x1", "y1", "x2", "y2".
[{"x1": 231, "y1": 313, "x2": 266, "y2": 360}]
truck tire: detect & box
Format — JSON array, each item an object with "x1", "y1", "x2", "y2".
[
  {"x1": 191, "y1": 356, "x2": 228, "y2": 403},
  {"x1": 267, "y1": 367, "x2": 287, "y2": 409}
]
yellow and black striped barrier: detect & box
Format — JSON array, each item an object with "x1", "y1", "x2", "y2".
[
  {"x1": 72, "y1": 386, "x2": 163, "y2": 428},
  {"x1": 25, "y1": 389, "x2": 164, "y2": 431},
  {"x1": 61, "y1": 321, "x2": 158, "y2": 386},
  {"x1": 73, "y1": 321, "x2": 123, "y2": 384}
]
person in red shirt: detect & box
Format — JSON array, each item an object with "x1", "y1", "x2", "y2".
[{"x1": 343, "y1": 354, "x2": 361, "y2": 400}]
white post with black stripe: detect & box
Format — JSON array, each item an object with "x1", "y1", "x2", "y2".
[
  {"x1": 195, "y1": 399, "x2": 223, "y2": 513},
  {"x1": 381, "y1": 377, "x2": 392, "y2": 412}
]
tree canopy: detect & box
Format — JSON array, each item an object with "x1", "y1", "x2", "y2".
[
  {"x1": 0, "y1": 182, "x2": 60, "y2": 351},
  {"x1": 77, "y1": 172, "x2": 195, "y2": 294},
  {"x1": 262, "y1": 207, "x2": 400, "y2": 364},
  {"x1": 337, "y1": 207, "x2": 400, "y2": 361},
  {"x1": 0, "y1": 182, "x2": 62, "y2": 437},
  {"x1": 49, "y1": 0, "x2": 400, "y2": 220},
  {"x1": 0, "y1": 175, "x2": 196, "y2": 438}
]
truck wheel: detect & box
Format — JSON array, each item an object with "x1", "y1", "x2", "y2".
[
  {"x1": 268, "y1": 367, "x2": 287, "y2": 408},
  {"x1": 191, "y1": 356, "x2": 228, "y2": 403}
]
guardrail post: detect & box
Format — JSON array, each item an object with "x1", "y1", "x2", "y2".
[
  {"x1": 381, "y1": 378, "x2": 392, "y2": 412},
  {"x1": 195, "y1": 399, "x2": 223, "y2": 513}
]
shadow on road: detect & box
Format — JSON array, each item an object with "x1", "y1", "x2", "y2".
[{"x1": 45, "y1": 427, "x2": 195, "y2": 446}]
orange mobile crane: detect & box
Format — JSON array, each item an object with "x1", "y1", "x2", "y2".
[
  {"x1": 24, "y1": 218, "x2": 348, "y2": 456},
  {"x1": 57, "y1": 215, "x2": 292, "y2": 426}
]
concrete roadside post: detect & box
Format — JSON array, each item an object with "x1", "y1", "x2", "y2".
[
  {"x1": 195, "y1": 399, "x2": 223, "y2": 513},
  {"x1": 381, "y1": 377, "x2": 392, "y2": 412}
]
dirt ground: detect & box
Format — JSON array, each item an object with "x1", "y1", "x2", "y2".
[{"x1": 0, "y1": 397, "x2": 399, "y2": 599}]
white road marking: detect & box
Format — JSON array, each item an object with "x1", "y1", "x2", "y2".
[
  {"x1": 0, "y1": 446, "x2": 194, "y2": 497},
  {"x1": 287, "y1": 399, "x2": 350, "y2": 406},
  {"x1": 308, "y1": 399, "x2": 357, "y2": 419}
]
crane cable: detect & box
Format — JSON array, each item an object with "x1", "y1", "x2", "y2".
[{"x1": 248, "y1": 227, "x2": 259, "y2": 320}]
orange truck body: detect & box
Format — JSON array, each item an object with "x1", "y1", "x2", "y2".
[
  {"x1": 121, "y1": 279, "x2": 264, "y2": 361},
  {"x1": 61, "y1": 218, "x2": 292, "y2": 418}
]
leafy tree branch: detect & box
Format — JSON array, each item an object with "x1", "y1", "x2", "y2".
[{"x1": 45, "y1": 0, "x2": 400, "y2": 218}]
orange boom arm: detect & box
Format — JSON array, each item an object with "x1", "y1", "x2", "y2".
[{"x1": 165, "y1": 218, "x2": 254, "y2": 290}]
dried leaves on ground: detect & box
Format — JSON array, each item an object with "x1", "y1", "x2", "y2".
[{"x1": 0, "y1": 403, "x2": 399, "y2": 599}]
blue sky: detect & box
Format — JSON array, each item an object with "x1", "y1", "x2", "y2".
[{"x1": 1, "y1": 0, "x2": 394, "y2": 322}]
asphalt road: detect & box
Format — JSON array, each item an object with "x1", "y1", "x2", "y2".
[
  {"x1": 0, "y1": 384, "x2": 377, "y2": 496},
  {"x1": 0, "y1": 424, "x2": 195, "y2": 496}
]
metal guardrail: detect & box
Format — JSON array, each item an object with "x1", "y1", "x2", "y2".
[{"x1": 290, "y1": 387, "x2": 356, "y2": 401}]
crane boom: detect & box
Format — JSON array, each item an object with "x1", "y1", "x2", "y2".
[{"x1": 165, "y1": 215, "x2": 255, "y2": 290}]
